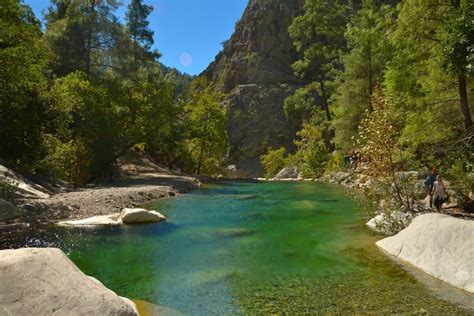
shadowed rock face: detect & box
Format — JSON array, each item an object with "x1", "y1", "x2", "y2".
[{"x1": 204, "y1": 0, "x2": 306, "y2": 177}]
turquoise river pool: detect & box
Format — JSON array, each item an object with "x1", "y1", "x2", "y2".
[{"x1": 1, "y1": 181, "x2": 473, "y2": 314}]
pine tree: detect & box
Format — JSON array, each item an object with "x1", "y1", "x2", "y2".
[
  {"x1": 45, "y1": 0, "x2": 121, "y2": 78},
  {"x1": 125, "y1": 0, "x2": 160, "y2": 67},
  {"x1": 287, "y1": 0, "x2": 350, "y2": 151},
  {"x1": 288, "y1": 0, "x2": 349, "y2": 123},
  {"x1": 332, "y1": 1, "x2": 396, "y2": 153}
]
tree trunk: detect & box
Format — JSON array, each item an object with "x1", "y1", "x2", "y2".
[
  {"x1": 367, "y1": 38, "x2": 374, "y2": 113},
  {"x1": 196, "y1": 116, "x2": 209, "y2": 175},
  {"x1": 319, "y1": 81, "x2": 335, "y2": 151},
  {"x1": 319, "y1": 81, "x2": 332, "y2": 122},
  {"x1": 85, "y1": 0, "x2": 96, "y2": 77},
  {"x1": 458, "y1": 73, "x2": 473, "y2": 131},
  {"x1": 196, "y1": 136, "x2": 205, "y2": 175}
]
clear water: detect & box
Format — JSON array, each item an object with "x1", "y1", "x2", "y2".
[{"x1": 1, "y1": 181, "x2": 472, "y2": 315}]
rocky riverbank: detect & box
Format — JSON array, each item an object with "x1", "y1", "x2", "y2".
[{"x1": 0, "y1": 153, "x2": 201, "y2": 231}]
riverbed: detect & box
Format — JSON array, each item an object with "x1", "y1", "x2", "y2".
[{"x1": 1, "y1": 181, "x2": 472, "y2": 314}]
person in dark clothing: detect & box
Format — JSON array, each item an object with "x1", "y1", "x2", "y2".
[{"x1": 424, "y1": 168, "x2": 438, "y2": 208}]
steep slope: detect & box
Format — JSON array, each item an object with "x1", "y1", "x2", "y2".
[{"x1": 203, "y1": 0, "x2": 306, "y2": 177}]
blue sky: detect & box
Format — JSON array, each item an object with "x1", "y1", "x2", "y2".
[{"x1": 24, "y1": 0, "x2": 248, "y2": 75}]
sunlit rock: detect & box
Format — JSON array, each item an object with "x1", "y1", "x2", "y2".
[
  {"x1": 58, "y1": 213, "x2": 121, "y2": 226},
  {"x1": 0, "y1": 248, "x2": 137, "y2": 315},
  {"x1": 376, "y1": 213, "x2": 474, "y2": 293},
  {"x1": 120, "y1": 208, "x2": 166, "y2": 224}
]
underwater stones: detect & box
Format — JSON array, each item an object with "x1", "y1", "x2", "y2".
[
  {"x1": 214, "y1": 228, "x2": 254, "y2": 238},
  {"x1": 376, "y1": 213, "x2": 474, "y2": 293},
  {"x1": 120, "y1": 208, "x2": 166, "y2": 224},
  {"x1": 133, "y1": 300, "x2": 183, "y2": 316},
  {"x1": 0, "y1": 248, "x2": 137, "y2": 315}
]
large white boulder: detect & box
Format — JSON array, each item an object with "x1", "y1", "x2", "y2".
[
  {"x1": 120, "y1": 208, "x2": 166, "y2": 224},
  {"x1": 57, "y1": 208, "x2": 166, "y2": 226},
  {"x1": 0, "y1": 248, "x2": 137, "y2": 315},
  {"x1": 376, "y1": 213, "x2": 474, "y2": 293},
  {"x1": 0, "y1": 165, "x2": 50, "y2": 199},
  {"x1": 57, "y1": 213, "x2": 122, "y2": 226}
]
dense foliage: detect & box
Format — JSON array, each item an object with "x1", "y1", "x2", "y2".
[
  {"x1": 263, "y1": 0, "x2": 473, "y2": 209},
  {"x1": 0, "y1": 0, "x2": 227, "y2": 184},
  {"x1": 262, "y1": 0, "x2": 474, "y2": 217}
]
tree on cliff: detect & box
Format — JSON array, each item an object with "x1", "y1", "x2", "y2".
[{"x1": 288, "y1": 0, "x2": 349, "y2": 129}]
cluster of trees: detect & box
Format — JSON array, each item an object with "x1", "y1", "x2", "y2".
[
  {"x1": 0, "y1": 0, "x2": 227, "y2": 184},
  {"x1": 262, "y1": 0, "x2": 473, "y2": 195}
]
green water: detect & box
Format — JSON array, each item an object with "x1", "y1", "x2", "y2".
[{"x1": 1, "y1": 181, "x2": 472, "y2": 314}]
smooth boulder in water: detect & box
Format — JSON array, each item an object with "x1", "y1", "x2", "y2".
[
  {"x1": 120, "y1": 208, "x2": 166, "y2": 224},
  {"x1": 58, "y1": 213, "x2": 122, "y2": 226},
  {"x1": 0, "y1": 248, "x2": 138, "y2": 315}
]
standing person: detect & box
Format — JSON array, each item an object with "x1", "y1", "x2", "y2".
[
  {"x1": 432, "y1": 175, "x2": 448, "y2": 211},
  {"x1": 424, "y1": 168, "x2": 438, "y2": 208}
]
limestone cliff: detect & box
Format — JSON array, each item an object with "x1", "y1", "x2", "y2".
[{"x1": 203, "y1": 0, "x2": 306, "y2": 177}]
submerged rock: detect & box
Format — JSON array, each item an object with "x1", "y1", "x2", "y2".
[
  {"x1": 120, "y1": 208, "x2": 166, "y2": 224},
  {"x1": 376, "y1": 213, "x2": 474, "y2": 293},
  {"x1": 0, "y1": 248, "x2": 137, "y2": 315},
  {"x1": 214, "y1": 227, "x2": 254, "y2": 238}
]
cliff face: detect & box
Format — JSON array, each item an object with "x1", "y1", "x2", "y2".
[{"x1": 203, "y1": 0, "x2": 306, "y2": 177}]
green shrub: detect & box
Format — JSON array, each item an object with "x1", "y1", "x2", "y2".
[
  {"x1": 325, "y1": 151, "x2": 344, "y2": 173},
  {"x1": 261, "y1": 147, "x2": 287, "y2": 178}
]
